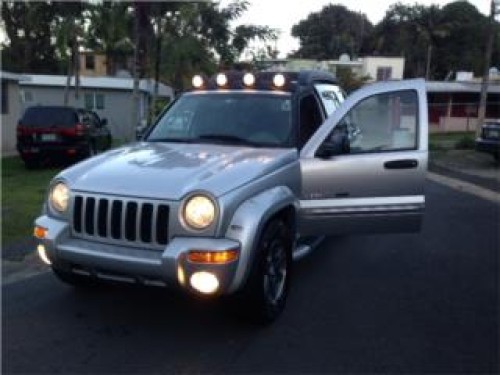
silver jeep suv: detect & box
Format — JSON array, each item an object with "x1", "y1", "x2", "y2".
[{"x1": 35, "y1": 71, "x2": 428, "y2": 322}]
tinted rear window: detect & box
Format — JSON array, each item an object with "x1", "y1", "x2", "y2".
[{"x1": 21, "y1": 107, "x2": 78, "y2": 128}]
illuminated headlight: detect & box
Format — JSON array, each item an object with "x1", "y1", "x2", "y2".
[
  {"x1": 49, "y1": 182, "x2": 69, "y2": 213},
  {"x1": 183, "y1": 195, "x2": 216, "y2": 230}
]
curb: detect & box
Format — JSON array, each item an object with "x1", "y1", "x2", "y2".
[
  {"x1": 2, "y1": 252, "x2": 50, "y2": 286},
  {"x1": 427, "y1": 172, "x2": 500, "y2": 203}
]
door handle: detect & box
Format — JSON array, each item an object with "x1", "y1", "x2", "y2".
[{"x1": 384, "y1": 159, "x2": 418, "y2": 169}]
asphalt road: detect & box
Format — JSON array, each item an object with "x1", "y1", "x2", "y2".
[{"x1": 3, "y1": 181, "x2": 499, "y2": 374}]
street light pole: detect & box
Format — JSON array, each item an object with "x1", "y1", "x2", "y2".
[{"x1": 476, "y1": 0, "x2": 499, "y2": 136}]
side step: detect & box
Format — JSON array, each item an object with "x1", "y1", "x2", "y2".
[{"x1": 292, "y1": 236, "x2": 325, "y2": 261}]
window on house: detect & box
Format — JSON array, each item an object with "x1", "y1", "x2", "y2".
[
  {"x1": 96, "y1": 94, "x2": 105, "y2": 109},
  {"x1": 22, "y1": 90, "x2": 33, "y2": 102},
  {"x1": 84, "y1": 92, "x2": 105, "y2": 110},
  {"x1": 376, "y1": 67, "x2": 393, "y2": 81},
  {"x1": 1, "y1": 81, "x2": 8, "y2": 114},
  {"x1": 85, "y1": 55, "x2": 95, "y2": 70},
  {"x1": 84, "y1": 93, "x2": 94, "y2": 110}
]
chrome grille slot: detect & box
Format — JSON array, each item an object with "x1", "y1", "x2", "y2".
[{"x1": 72, "y1": 194, "x2": 170, "y2": 248}]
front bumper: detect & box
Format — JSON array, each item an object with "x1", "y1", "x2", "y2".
[{"x1": 35, "y1": 215, "x2": 241, "y2": 295}]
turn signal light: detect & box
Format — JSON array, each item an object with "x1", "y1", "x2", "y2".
[
  {"x1": 188, "y1": 249, "x2": 239, "y2": 264},
  {"x1": 34, "y1": 226, "x2": 47, "y2": 239}
]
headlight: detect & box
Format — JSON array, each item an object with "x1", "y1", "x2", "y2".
[
  {"x1": 183, "y1": 195, "x2": 216, "y2": 230},
  {"x1": 49, "y1": 182, "x2": 69, "y2": 213}
]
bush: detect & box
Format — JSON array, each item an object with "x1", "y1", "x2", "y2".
[{"x1": 454, "y1": 136, "x2": 475, "y2": 150}]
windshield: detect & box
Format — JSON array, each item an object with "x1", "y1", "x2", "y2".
[
  {"x1": 146, "y1": 93, "x2": 293, "y2": 147},
  {"x1": 21, "y1": 107, "x2": 78, "y2": 128}
]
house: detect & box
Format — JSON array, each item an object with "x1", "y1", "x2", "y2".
[
  {"x1": 257, "y1": 56, "x2": 405, "y2": 81},
  {"x1": 427, "y1": 79, "x2": 500, "y2": 132},
  {"x1": 1, "y1": 71, "x2": 22, "y2": 156},
  {"x1": 19, "y1": 75, "x2": 174, "y2": 140}
]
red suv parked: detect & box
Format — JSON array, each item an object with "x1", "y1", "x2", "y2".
[{"x1": 17, "y1": 106, "x2": 112, "y2": 168}]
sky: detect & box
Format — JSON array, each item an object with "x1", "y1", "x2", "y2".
[{"x1": 221, "y1": 0, "x2": 491, "y2": 58}]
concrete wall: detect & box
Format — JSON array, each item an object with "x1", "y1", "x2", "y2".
[
  {"x1": 1, "y1": 79, "x2": 21, "y2": 156},
  {"x1": 362, "y1": 57, "x2": 405, "y2": 81},
  {"x1": 19, "y1": 85, "x2": 151, "y2": 141}
]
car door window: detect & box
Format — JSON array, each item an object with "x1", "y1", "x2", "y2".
[
  {"x1": 314, "y1": 84, "x2": 343, "y2": 116},
  {"x1": 331, "y1": 90, "x2": 418, "y2": 154},
  {"x1": 299, "y1": 94, "x2": 323, "y2": 149}
]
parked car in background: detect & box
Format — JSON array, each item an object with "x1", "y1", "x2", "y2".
[
  {"x1": 476, "y1": 120, "x2": 500, "y2": 162},
  {"x1": 17, "y1": 106, "x2": 112, "y2": 168}
]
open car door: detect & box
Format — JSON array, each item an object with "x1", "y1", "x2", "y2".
[{"x1": 298, "y1": 79, "x2": 428, "y2": 236}]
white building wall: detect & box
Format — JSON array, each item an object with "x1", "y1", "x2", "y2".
[
  {"x1": 1, "y1": 80, "x2": 22, "y2": 156},
  {"x1": 362, "y1": 57, "x2": 405, "y2": 81}
]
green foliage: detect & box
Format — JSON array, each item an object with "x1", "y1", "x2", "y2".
[
  {"x1": 1, "y1": 2, "x2": 62, "y2": 73},
  {"x1": 290, "y1": 4, "x2": 373, "y2": 59},
  {"x1": 1, "y1": 157, "x2": 61, "y2": 245},
  {"x1": 454, "y1": 135, "x2": 476, "y2": 149},
  {"x1": 336, "y1": 67, "x2": 370, "y2": 93},
  {"x1": 367, "y1": 1, "x2": 498, "y2": 79}
]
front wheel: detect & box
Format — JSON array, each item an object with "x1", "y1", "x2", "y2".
[{"x1": 238, "y1": 218, "x2": 292, "y2": 324}]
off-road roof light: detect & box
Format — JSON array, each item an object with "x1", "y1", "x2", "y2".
[
  {"x1": 216, "y1": 73, "x2": 228, "y2": 87},
  {"x1": 192, "y1": 75, "x2": 204, "y2": 89},
  {"x1": 243, "y1": 72, "x2": 255, "y2": 87},
  {"x1": 273, "y1": 73, "x2": 286, "y2": 88}
]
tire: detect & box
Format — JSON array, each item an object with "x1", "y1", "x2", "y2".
[
  {"x1": 237, "y1": 218, "x2": 293, "y2": 324},
  {"x1": 24, "y1": 159, "x2": 39, "y2": 169},
  {"x1": 86, "y1": 141, "x2": 97, "y2": 158},
  {"x1": 52, "y1": 266, "x2": 97, "y2": 288}
]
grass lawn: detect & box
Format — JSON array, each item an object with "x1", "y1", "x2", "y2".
[
  {"x1": 429, "y1": 131, "x2": 476, "y2": 150},
  {"x1": 2, "y1": 157, "x2": 62, "y2": 246}
]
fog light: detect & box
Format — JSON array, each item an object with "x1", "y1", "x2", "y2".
[
  {"x1": 37, "y1": 244, "x2": 52, "y2": 265},
  {"x1": 34, "y1": 226, "x2": 47, "y2": 239},
  {"x1": 190, "y1": 271, "x2": 219, "y2": 294}
]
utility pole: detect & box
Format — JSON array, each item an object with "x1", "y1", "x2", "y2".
[
  {"x1": 476, "y1": 0, "x2": 499, "y2": 136},
  {"x1": 131, "y1": 2, "x2": 141, "y2": 142}
]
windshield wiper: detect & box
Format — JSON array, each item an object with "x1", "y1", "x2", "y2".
[{"x1": 197, "y1": 134, "x2": 260, "y2": 147}]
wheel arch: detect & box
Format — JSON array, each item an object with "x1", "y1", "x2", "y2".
[{"x1": 225, "y1": 186, "x2": 298, "y2": 294}]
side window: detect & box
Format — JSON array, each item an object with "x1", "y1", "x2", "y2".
[
  {"x1": 299, "y1": 94, "x2": 323, "y2": 148},
  {"x1": 314, "y1": 84, "x2": 343, "y2": 116},
  {"x1": 334, "y1": 90, "x2": 418, "y2": 154}
]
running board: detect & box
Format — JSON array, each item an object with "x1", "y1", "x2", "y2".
[{"x1": 293, "y1": 236, "x2": 325, "y2": 261}]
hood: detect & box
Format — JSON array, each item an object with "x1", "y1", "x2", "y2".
[{"x1": 59, "y1": 142, "x2": 298, "y2": 200}]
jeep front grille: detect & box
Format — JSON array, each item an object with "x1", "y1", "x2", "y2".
[{"x1": 72, "y1": 194, "x2": 170, "y2": 247}]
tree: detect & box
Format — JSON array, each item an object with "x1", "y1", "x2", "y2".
[
  {"x1": 369, "y1": 1, "x2": 499, "y2": 79},
  {"x1": 290, "y1": 4, "x2": 373, "y2": 60},
  {"x1": 85, "y1": 1, "x2": 134, "y2": 76},
  {"x1": 1, "y1": 1, "x2": 61, "y2": 73}
]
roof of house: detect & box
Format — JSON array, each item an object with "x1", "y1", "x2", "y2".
[
  {"x1": 0, "y1": 71, "x2": 23, "y2": 81},
  {"x1": 426, "y1": 81, "x2": 500, "y2": 94},
  {"x1": 19, "y1": 74, "x2": 174, "y2": 98}
]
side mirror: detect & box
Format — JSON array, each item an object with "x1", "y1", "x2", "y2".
[
  {"x1": 100, "y1": 118, "x2": 108, "y2": 127},
  {"x1": 315, "y1": 129, "x2": 350, "y2": 159}
]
